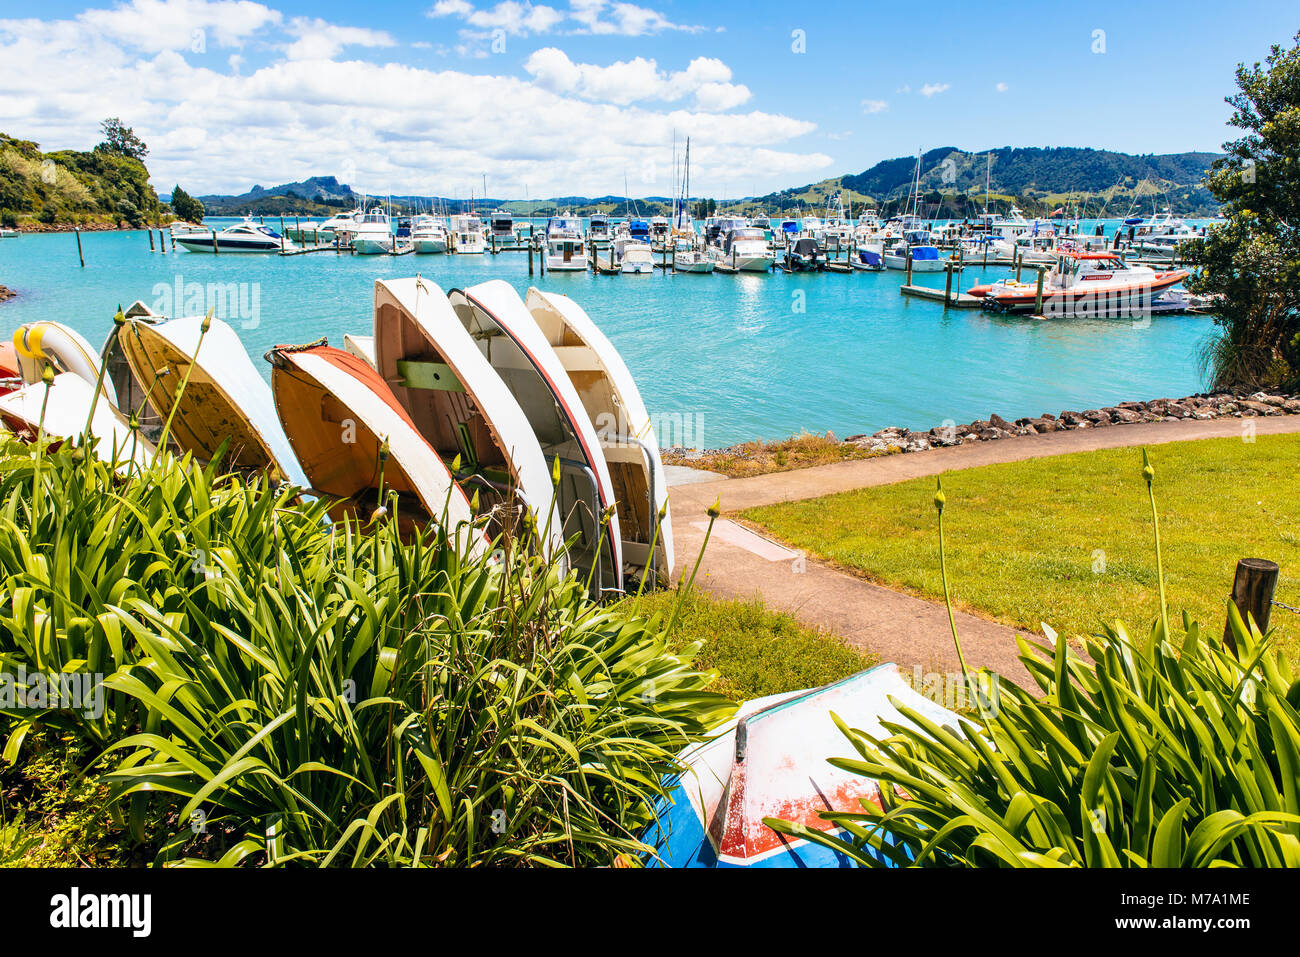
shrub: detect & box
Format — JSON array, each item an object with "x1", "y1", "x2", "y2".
[{"x1": 0, "y1": 434, "x2": 733, "y2": 866}]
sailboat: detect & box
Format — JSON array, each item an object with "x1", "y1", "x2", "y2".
[{"x1": 883, "y1": 152, "x2": 943, "y2": 272}]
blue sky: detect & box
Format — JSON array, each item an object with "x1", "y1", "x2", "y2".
[{"x1": 3, "y1": 0, "x2": 1295, "y2": 198}]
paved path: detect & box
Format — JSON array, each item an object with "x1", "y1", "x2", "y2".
[{"x1": 667, "y1": 415, "x2": 1300, "y2": 688}]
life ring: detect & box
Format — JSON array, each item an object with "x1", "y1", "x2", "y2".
[{"x1": 12, "y1": 321, "x2": 117, "y2": 406}]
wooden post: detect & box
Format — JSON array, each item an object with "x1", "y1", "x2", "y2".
[
  {"x1": 944, "y1": 262, "x2": 953, "y2": 305},
  {"x1": 1224, "y1": 558, "x2": 1280, "y2": 655},
  {"x1": 1034, "y1": 266, "x2": 1045, "y2": 315},
  {"x1": 148, "y1": 228, "x2": 155, "y2": 252},
  {"x1": 279, "y1": 216, "x2": 286, "y2": 254},
  {"x1": 158, "y1": 229, "x2": 166, "y2": 253},
  {"x1": 1015, "y1": 249, "x2": 1022, "y2": 282},
  {"x1": 905, "y1": 249, "x2": 913, "y2": 285},
  {"x1": 982, "y1": 237, "x2": 988, "y2": 268},
  {"x1": 528, "y1": 243, "x2": 534, "y2": 276},
  {"x1": 75, "y1": 228, "x2": 84, "y2": 267}
]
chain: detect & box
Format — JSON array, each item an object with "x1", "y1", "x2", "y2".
[{"x1": 1271, "y1": 598, "x2": 1300, "y2": 615}]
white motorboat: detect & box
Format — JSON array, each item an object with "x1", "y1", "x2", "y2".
[
  {"x1": 1115, "y1": 209, "x2": 1204, "y2": 259},
  {"x1": 545, "y1": 214, "x2": 587, "y2": 271},
  {"x1": 613, "y1": 219, "x2": 654, "y2": 274},
  {"x1": 968, "y1": 251, "x2": 1190, "y2": 316},
  {"x1": 284, "y1": 208, "x2": 359, "y2": 244},
  {"x1": 344, "y1": 206, "x2": 396, "y2": 254},
  {"x1": 449, "y1": 214, "x2": 486, "y2": 254},
  {"x1": 488, "y1": 209, "x2": 514, "y2": 245},
  {"x1": 175, "y1": 217, "x2": 294, "y2": 253},
  {"x1": 587, "y1": 212, "x2": 612, "y2": 249},
  {"x1": 649, "y1": 215, "x2": 671, "y2": 247},
  {"x1": 411, "y1": 215, "x2": 449, "y2": 253},
  {"x1": 707, "y1": 219, "x2": 772, "y2": 272},
  {"x1": 883, "y1": 227, "x2": 945, "y2": 272}
]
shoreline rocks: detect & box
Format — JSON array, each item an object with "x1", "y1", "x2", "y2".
[
  {"x1": 663, "y1": 390, "x2": 1300, "y2": 464},
  {"x1": 0, "y1": 285, "x2": 14, "y2": 303},
  {"x1": 10, "y1": 221, "x2": 166, "y2": 234}
]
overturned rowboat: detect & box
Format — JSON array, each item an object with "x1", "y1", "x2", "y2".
[
  {"x1": 643, "y1": 664, "x2": 964, "y2": 868},
  {"x1": 267, "y1": 340, "x2": 482, "y2": 551},
  {"x1": 525, "y1": 287, "x2": 674, "y2": 584},
  {"x1": 114, "y1": 314, "x2": 307, "y2": 487},
  {"x1": 373, "y1": 277, "x2": 563, "y2": 561},
  {"x1": 450, "y1": 280, "x2": 623, "y2": 594},
  {"x1": 0, "y1": 372, "x2": 155, "y2": 469}
]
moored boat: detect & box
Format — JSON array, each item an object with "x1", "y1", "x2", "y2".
[
  {"x1": 544, "y1": 214, "x2": 587, "y2": 271},
  {"x1": 175, "y1": 216, "x2": 293, "y2": 253},
  {"x1": 968, "y1": 251, "x2": 1190, "y2": 316},
  {"x1": 411, "y1": 214, "x2": 449, "y2": 253}
]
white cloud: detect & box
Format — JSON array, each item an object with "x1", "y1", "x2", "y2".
[
  {"x1": 861, "y1": 99, "x2": 888, "y2": 114},
  {"x1": 283, "y1": 17, "x2": 395, "y2": 60},
  {"x1": 0, "y1": 1, "x2": 822, "y2": 198},
  {"x1": 82, "y1": 0, "x2": 281, "y2": 51},
  {"x1": 428, "y1": 0, "x2": 473, "y2": 14},
  {"x1": 895, "y1": 84, "x2": 910, "y2": 94},
  {"x1": 995, "y1": 81, "x2": 1008, "y2": 93},
  {"x1": 920, "y1": 82, "x2": 950, "y2": 97},
  {"x1": 524, "y1": 48, "x2": 749, "y2": 111},
  {"x1": 428, "y1": 0, "x2": 701, "y2": 37}
]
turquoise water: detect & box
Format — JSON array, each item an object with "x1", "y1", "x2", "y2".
[{"x1": 0, "y1": 222, "x2": 1214, "y2": 448}]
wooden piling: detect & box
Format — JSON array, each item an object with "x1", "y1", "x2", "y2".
[
  {"x1": 159, "y1": 229, "x2": 167, "y2": 252},
  {"x1": 1224, "y1": 558, "x2": 1280, "y2": 655},
  {"x1": 1034, "y1": 266, "x2": 1045, "y2": 314},
  {"x1": 148, "y1": 229, "x2": 155, "y2": 252},
  {"x1": 944, "y1": 262, "x2": 953, "y2": 305},
  {"x1": 905, "y1": 249, "x2": 913, "y2": 285},
  {"x1": 75, "y1": 228, "x2": 84, "y2": 267},
  {"x1": 528, "y1": 243, "x2": 534, "y2": 276}
]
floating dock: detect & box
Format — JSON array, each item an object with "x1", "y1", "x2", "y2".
[{"x1": 900, "y1": 285, "x2": 985, "y2": 308}]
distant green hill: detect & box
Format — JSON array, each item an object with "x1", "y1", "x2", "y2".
[
  {"x1": 761, "y1": 146, "x2": 1224, "y2": 218},
  {"x1": 0, "y1": 133, "x2": 165, "y2": 228}
]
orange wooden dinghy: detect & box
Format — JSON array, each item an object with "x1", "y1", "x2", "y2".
[{"x1": 267, "y1": 341, "x2": 482, "y2": 550}]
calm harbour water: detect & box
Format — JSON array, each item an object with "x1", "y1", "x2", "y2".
[{"x1": 0, "y1": 220, "x2": 1215, "y2": 448}]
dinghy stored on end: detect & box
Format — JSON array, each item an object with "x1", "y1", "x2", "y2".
[
  {"x1": 449, "y1": 280, "x2": 623, "y2": 594},
  {"x1": 267, "y1": 341, "x2": 481, "y2": 550},
  {"x1": 524, "y1": 287, "x2": 674, "y2": 583},
  {"x1": 114, "y1": 314, "x2": 308, "y2": 487},
  {"x1": 0, "y1": 372, "x2": 155, "y2": 469},
  {"x1": 373, "y1": 277, "x2": 562, "y2": 562},
  {"x1": 643, "y1": 663, "x2": 965, "y2": 868}
]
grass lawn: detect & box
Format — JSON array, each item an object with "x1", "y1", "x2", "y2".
[
  {"x1": 620, "y1": 590, "x2": 877, "y2": 701},
  {"x1": 742, "y1": 433, "x2": 1300, "y2": 663}
]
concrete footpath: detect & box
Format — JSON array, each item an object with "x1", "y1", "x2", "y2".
[{"x1": 667, "y1": 415, "x2": 1300, "y2": 688}]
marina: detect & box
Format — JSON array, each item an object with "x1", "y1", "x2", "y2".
[{"x1": 0, "y1": 218, "x2": 1216, "y2": 448}]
